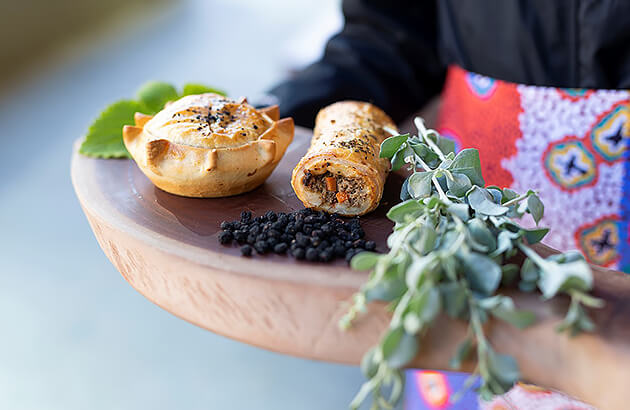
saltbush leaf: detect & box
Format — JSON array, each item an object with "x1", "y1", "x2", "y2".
[{"x1": 380, "y1": 134, "x2": 409, "y2": 158}]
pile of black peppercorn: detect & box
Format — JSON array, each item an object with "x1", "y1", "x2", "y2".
[{"x1": 218, "y1": 209, "x2": 376, "y2": 263}]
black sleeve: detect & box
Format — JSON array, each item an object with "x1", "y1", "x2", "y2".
[{"x1": 269, "y1": 0, "x2": 445, "y2": 128}]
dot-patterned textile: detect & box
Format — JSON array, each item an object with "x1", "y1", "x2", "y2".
[{"x1": 438, "y1": 65, "x2": 630, "y2": 272}]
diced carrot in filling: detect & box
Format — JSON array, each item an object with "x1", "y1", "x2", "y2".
[
  {"x1": 336, "y1": 191, "x2": 349, "y2": 203},
  {"x1": 325, "y1": 177, "x2": 337, "y2": 191}
]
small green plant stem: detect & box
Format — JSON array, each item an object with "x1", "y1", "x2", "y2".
[
  {"x1": 414, "y1": 117, "x2": 447, "y2": 161},
  {"x1": 502, "y1": 192, "x2": 531, "y2": 207}
]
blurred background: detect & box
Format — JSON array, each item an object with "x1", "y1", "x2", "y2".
[{"x1": 0, "y1": 0, "x2": 404, "y2": 409}]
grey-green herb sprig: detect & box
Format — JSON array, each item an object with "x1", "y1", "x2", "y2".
[{"x1": 340, "y1": 118, "x2": 603, "y2": 409}]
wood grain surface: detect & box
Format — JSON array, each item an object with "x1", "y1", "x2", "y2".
[{"x1": 72, "y1": 127, "x2": 630, "y2": 409}]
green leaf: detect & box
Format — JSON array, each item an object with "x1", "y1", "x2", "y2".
[
  {"x1": 522, "y1": 227, "x2": 549, "y2": 244},
  {"x1": 447, "y1": 203, "x2": 471, "y2": 221},
  {"x1": 467, "y1": 218, "x2": 497, "y2": 252},
  {"x1": 487, "y1": 188, "x2": 503, "y2": 204},
  {"x1": 409, "y1": 142, "x2": 439, "y2": 167},
  {"x1": 490, "y1": 231, "x2": 518, "y2": 257},
  {"x1": 365, "y1": 276, "x2": 406, "y2": 302},
  {"x1": 446, "y1": 173, "x2": 472, "y2": 197},
  {"x1": 407, "y1": 172, "x2": 433, "y2": 199},
  {"x1": 382, "y1": 327, "x2": 418, "y2": 369},
  {"x1": 403, "y1": 312, "x2": 422, "y2": 334},
  {"x1": 449, "y1": 149, "x2": 485, "y2": 186},
  {"x1": 502, "y1": 188, "x2": 519, "y2": 203},
  {"x1": 391, "y1": 147, "x2": 407, "y2": 171},
  {"x1": 487, "y1": 348, "x2": 520, "y2": 389},
  {"x1": 440, "y1": 282, "x2": 467, "y2": 318},
  {"x1": 79, "y1": 100, "x2": 143, "y2": 158},
  {"x1": 414, "y1": 225, "x2": 438, "y2": 255},
  {"x1": 527, "y1": 194, "x2": 544, "y2": 225},
  {"x1": 400, "y1": 178, "x2": 412, "y2": 201},
  {"x1": 406, "y1": 255, "x2": 438, "y2": 289},
  {"x1": 491, "y1": 306, "x2": 536, "y2": 329},
  {"x1": 459, "y1": 252, "x2": 502, "y2": 295},
  {"x1": 386, "y1": 200, "x2": 423, "y2": 223},
  {"x1": 136, "y1": 81, "x2": 178, "y2": 113},
  {"x1": 501, "y1": 264, "x2": 520, "y2": 285},
  {"x1": 467, "y1": 186, "x2": 509, "y2": 216},
  {"x1": 538, "y1": 260, "x2": 593, "y2": 299},
  {"x1": 380, "y1": 134, "x2": 409, "y2": 158},
  {"x1": 415, "y1": 286, "x2": 441, "y2": 323},
  {"x1": 351, "y1": 252, "x2": 380, "y2": 271},
  {"x1": 360, "y1": 347, "x2": 379, "y2": 378},
  {"x1": 181, "y1": 83, "x2": 226, "y2": 97},
  {"x1": 437, "y1": 135, "x2": 456, "y2": 156},
  {"x1": 450, "y1": 338, "x2": 473, "y2": 369}
]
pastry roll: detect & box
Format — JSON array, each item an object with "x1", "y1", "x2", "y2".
[
  {"x1": 123, "y1": 93, "x2": 293, "y2": 197},
  {"x1": 291, "y1": 101, "x2": 396, "y2": 216}
]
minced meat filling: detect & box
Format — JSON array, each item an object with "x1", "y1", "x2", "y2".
[{"x1": 302, "y1": 170, "x2": 366, "y2": 207}]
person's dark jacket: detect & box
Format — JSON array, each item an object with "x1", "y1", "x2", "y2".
[{"x1": 270, "y1": 0, "x2": 630, "y2": 127}]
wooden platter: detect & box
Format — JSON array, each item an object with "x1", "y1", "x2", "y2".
[{"x1": 72, "y1": 127, "x2": 630, "y2": 409}]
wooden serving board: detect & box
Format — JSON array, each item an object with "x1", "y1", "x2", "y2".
[{"x1": 72, "y1": 127, "x2": 630, "y2": 409}]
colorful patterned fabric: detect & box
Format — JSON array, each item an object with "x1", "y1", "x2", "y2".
[
  {"x1": 404, "y1": 66, "x2": 627, "y2": 409},
  {"x1": 438, "y1": 65, "x2": 630, "y2": 272}
]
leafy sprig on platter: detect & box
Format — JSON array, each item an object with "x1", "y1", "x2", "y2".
[
  {"x1": 341, "y1": 118, "x2": 603, "y2": 409},
  {"x1": 79, "y1": 82, "x2": 225, "y2": 158}
]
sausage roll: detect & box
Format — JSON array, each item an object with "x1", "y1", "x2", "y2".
[
  {"x1": 123, "y1": 93, "x2": 294, "y2": 197},
  {"x1": 291, "y1": 101, "x2": 396, "y2": 216}
]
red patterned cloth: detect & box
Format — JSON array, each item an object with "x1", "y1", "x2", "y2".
[{"x1": 437, "y1": 65, "x2": 630, "y2": 271}]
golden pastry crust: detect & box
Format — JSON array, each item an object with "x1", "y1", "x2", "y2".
[
  {"x1": 291, "y1": 101, "x2": 396, "y2": 216},
  {"x1": 123, "y1": 93, "x2": 294, "y2": 197}
]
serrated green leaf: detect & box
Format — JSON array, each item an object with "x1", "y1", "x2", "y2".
[
  {"x1": 79, "y1": 100, "x2": 143, "y2": 158},
  {"x1": 380, "y1": 134, "x2": 409, "y2": 158},
  {"x1": 136, "y1": 81, "x2": 178, "y2": 113},
  {"x1": 527, "y1": 194, "x2": 544, "y2": 224},
  {"x1": 408, "y1": 171, "x2": 433, "y2": 199},
  {"x1": 467, "y1": 186, "x2": 509, "y2": 216},
  {"x1": 447, "y1": 173, "x2": 472, "y2": 197},
  {"x1": 181, "y1": 83, "x2": 226, "y2": 97},
  {"x1": 449, "y1": 149, "x2": 485, "y2": 186},
  {"x1": 351, "y1": 252, "x2": 380, "y2": 271}
]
